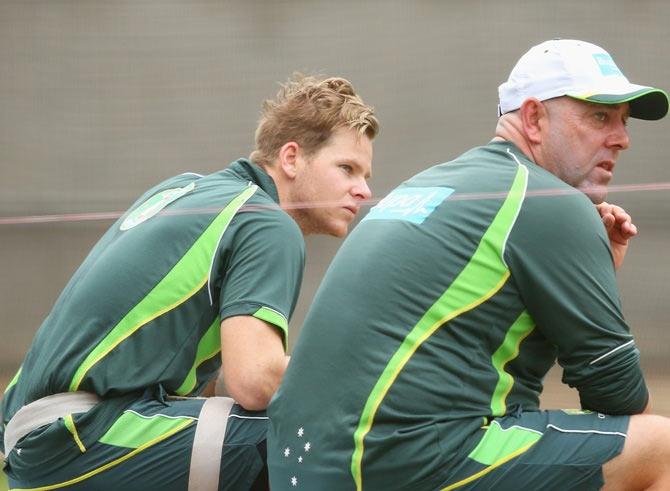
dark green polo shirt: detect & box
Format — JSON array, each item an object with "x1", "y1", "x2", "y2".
[
  {"x1": 267, "y1": 141, "x2": 647, "y2": 490},
  {"x1": 1, "y1": 159, "x2": 304, "y2": 453}
]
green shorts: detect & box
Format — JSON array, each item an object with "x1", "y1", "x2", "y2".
[
  {"x1": 440, "y1": 409, "x2": 629, "y2": 491},
  {"x1": 5, "y1": 395, "x2": 268, "y2": 491}
]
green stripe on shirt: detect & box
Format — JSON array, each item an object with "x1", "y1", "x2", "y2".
[
  {"x1": 69, "y1": 186, "x2": 258, "y2": 391},
  {"x1": 99, "y1": 410, "x2": 195, "y2": 449},
  {"x1": 4, "y1": 366, "x2": 22, "y2": 394},
  {"x1": 490, "y1": 311, "x2": 536, "y2": 416},
  {"x1": 175, "y1": 316, "x2": 221, "y2": 396},
  {"x1": 468, "y1": 421, "x2": 541, "y2": 465},
  {"x1": 253, "y1": 306, "x2": 289, "y2": 350},
  {"x1": 350, "y1": 163, "x2": 529, "y2": 490}
]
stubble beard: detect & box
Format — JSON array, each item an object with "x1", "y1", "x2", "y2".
[
  {"x1": 287, "y1": 181, "x2": 333, "y2": 236},
  {"x1": 578, "y1": 177, "x2": 608, "y2": 204}
]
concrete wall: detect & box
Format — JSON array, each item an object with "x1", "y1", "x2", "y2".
[{"x1": 2, "y1": 1, "x2": 669, "y2": 376}]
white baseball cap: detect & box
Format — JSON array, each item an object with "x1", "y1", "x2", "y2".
[{"x1": 498, "y1": 39, "x2": 668, "y2": 120}]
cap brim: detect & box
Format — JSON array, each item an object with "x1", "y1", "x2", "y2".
[{"x1": 569, "y1": 87, "x2": 669, "y2": 120}]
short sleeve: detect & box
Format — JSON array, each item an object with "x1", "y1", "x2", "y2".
[
  {"x1": 505, "y1": 191, "x2": 648, "y2": 414},
  {"x1": 216, "y1": 206, "x2": 305, "y2": 349}
]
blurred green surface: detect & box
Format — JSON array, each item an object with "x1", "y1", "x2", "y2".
[{"x1": 1, "y1": 469, "x2": 7, "y2": 491}]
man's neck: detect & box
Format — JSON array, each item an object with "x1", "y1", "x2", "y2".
[{"x1": 493, "y1": 116, "x2": 537, "y2": 164}]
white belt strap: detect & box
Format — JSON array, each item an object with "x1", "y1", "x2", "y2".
[
  {"x1": 188, "y1": 396, "x2": 235, "y2": 491},
  {"x1": 4, "y1": 392, "x2": 101, "y2": 456}
]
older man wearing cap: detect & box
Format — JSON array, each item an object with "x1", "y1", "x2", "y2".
[{"x1": 266, "y1": 39, "x2": 670, "y2": 490}]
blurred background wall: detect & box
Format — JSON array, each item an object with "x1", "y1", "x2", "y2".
[{"x1": 1, "y1": 1, "x2": 669, "y2": 411}]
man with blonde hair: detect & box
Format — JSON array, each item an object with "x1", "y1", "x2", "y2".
[
  {"x1": 268, "y1": 40, "x2": 670, "y2": 490},
  {"x1": 1, "y1": 74, "x2": 378, "y2": 490}
]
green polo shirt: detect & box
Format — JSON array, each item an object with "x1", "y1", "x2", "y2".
[
  {"x1": 1, "y1": 159, "x2": 304, "y2": 454},
  {"x1": 267, "y1": 141, "x2": 647, "y2": 490}
]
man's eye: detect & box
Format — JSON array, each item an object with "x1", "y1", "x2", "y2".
[
  {"x1": 340, "y1": 164, "x2": 353, "y2": 173},
  {"x1": 594, "y1": 112, "x2": 607, "y2": 122}
]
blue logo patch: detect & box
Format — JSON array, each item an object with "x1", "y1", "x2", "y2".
[
  {"x1": 362, "y1": 186, "x2": 454, "y2": 224},
  {"x1": 593, "y1": 53, "x2": 623, "y2": 77}
]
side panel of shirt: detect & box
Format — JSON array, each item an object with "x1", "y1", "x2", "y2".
[{"x1": 504, "y1": 152, "x2": 647, "y2": 414}]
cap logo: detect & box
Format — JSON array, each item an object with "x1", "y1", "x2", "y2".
[{"x1": 592, "y1": 53, "x2": 623, "y2": 77}]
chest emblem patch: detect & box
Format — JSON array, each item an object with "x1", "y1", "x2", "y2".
[{"x1": 120, "y1": 181, "x2": 195, "y2": 231}]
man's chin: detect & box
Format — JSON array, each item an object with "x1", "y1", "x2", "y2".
[
  {"x1": 579, "y1": 184, "x2": 608, "y2": 204},
  {"x1": 585, "y1": 193, "x2": 607, "y2": 205},
  {"x1": 324, "y1": 220, "x2": 349, "y2": 238},
  {"x1": 328, "y1": 225, "x2": 348, "y2": 238},
  {"x1": 304, "y1": 220, "x2": 348, "y2": 238}
]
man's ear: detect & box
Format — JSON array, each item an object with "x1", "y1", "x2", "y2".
[
  {"x1": 519, "y1": 98, "x2": 547, "y2": 145},
  {"x1": 277, "y1": 142, "x2": 300, "y2": 179}
]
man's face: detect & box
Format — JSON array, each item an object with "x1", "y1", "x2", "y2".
[
  {"x1": 539, "y1": 97, "x2": 630, "y2": 203},
  {"x1": 289, "y1": 127, "x2": 373, "y2": 237}
]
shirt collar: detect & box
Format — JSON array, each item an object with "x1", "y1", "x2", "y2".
[{"x1": 227, "y1": 158, "x2": 280, "y2": 203}]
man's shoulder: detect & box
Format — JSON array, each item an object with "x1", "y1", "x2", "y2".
[
  {"x1": 189, "y1": 168, "x2": 273, "y2": 205},
  {"x1": 231, "y1": 190, "x2": 303, "y2": 242},
  {"x1": 182, "y1": 166, "x2": 300, "y2": 240},
  {"x1": 522, "y1": 170, "x2": 599, "y2": 219},
  {"x1": 508, "y1": 176, "x2": 607, "y2": 261}
]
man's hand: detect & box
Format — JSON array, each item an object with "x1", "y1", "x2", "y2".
[{"x1": 596, "y1": 202, "x2": 638, "y2": 270}]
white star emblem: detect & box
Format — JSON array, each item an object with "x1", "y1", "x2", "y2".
[
  {"x1": 284, "y1": 447, "x2": 291, "y2": 457},
  {"x1": 291, "y1": 476, "x2": 298, "y2": 486},
  {"x1": 304, "y1": 442, "x2": 311, "y2": 452},
  {"x1": 298, "y1": 456, "x2": 303, "y2": 463},
  {"x1": 297, "y1": 427, "x2": 304, "y2": 437}
]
